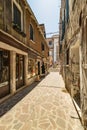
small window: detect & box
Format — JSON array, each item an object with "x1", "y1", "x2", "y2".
[
  {"x1": 30, "y1": 24, "x2": 34, "y2": 40},
  {"x1": 13, "y1": 3, "x2": 21, "y2": 30},
  {"x1": 66, "y1": 49, "x2": 69, "y2": 64},
  {"x1": 72, "y1": 0, "x2": 76, "y2": 11},
  {"x1": 41, "y1": 43, "x2": 45, "y2": 51},
  {"x1": 48, "y1": 52, "x2": 49, "y2": 56},
  {"x1": 49, "y1": 41, "x2": 52, "y2": 46}
]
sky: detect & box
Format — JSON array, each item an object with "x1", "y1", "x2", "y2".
[{"x1": 27, "y1": 0, "x2": 61, "y2": 37}]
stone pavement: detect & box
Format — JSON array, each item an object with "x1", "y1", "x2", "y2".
[{"x1": 0, "y1": 71, "x2": 84, "y2": 130}]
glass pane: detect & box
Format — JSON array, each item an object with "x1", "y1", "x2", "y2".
[
  {"x1": 28, "y1": 58, "x2": 35, "y2": 78},
  {"x1": 0, "y1": 49, "x2": 9, "y2": 87}
]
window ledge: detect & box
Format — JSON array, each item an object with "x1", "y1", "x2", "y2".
[
  {"x1": 30, "y1": 40, "x2": 35, "y2": 44},
  {"x1": 12, "y1": 24, "x2": 26, "y2": 37},
  {"x1": 65, "y1": 64, "x2": 69, "y2": 67}
]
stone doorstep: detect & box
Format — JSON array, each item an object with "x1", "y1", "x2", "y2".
[{"x1": 72, "y1": 98, "x2": 82, "y2": 122}]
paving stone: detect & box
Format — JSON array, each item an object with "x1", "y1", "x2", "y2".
[
  {"x1": 38, "y1": 122, "x2": 50, "y2": 129},
  {"x1": 0, "y1": 71, "x2": 84, "y2": 130},
  {"x1": 68, "y1": 124, "x2": 73, "y2": 130},
  {"x1": 20, "y1": 121, "x2": 32, "y2": 130},
  {"x1": 18, "y1": 114, "x2": 28, "y2": 122},
  {"x1": 13, "y1": 122, "x2": 23, "y2": 130},
  {"x1": 49, "y1": 117, "x2": 57, "y2": 129},
  {"x1": 0, "y1": 126, "x2": 6, "y2": 130},
  {"x1": 56, "y1": 117, "x2": 66, "y2": 129}
]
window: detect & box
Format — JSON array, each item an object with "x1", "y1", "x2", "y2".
[
  {"x1": 48, "y1": 52, "x2": 49, "y2": 56},
  {"x1": 44, "y1": 31, "x2": 46, "y2": 38},
  {"x1": 28, "y1": 58, "x2": 35, "y2": 78},
  {"x1": 79, "y1": 11, "x2": 82, "y2": 27},
  {"x1": 0, "y1": 49, "x2": 10, "y2": 98},
  {"x1": 30, "y1": 24, "x2": 34, "y2": 40},
  {"x1": 13, "y1": 3, "x2": 21, "y2": 30},
  {"x1": 72, "y1": 0, "x2": 76, "y2": 10},
  {"x1": 66, "y1": 0, "x2": 69, "y2": 23},
  {"x1": 0, "y1": 49, "x2": 10, "y2": 85},
  {"x1": 49, "y1": 41, "x2": 52, "y2": 46},
  {"x1": 66, "y1": 49, "x2": 69, "y2": 64},
  {"x1": 49, "y1": 50, "x2": 52, "y2": 56},
  {"x1": 41, "y1": 43, "x2": 45, "y2": 51}
]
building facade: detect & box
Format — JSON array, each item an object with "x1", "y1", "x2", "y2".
[
  {"x1": 46, "y1": 35, "x2": 59, "y2": 67},
  {"x1": 46, "y1": 37, "x2": 54, "y2": 67},
  {"x1": 0, "y1": 0, "x2": 49, "y2": 101},
  {"x1": 59, "y1": 0, "x2": 87, "y2": 128},
  {"x1": 52, "y1": 35, "x2": 59, "y2": 64}
]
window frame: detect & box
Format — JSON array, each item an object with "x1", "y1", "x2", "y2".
[
  {"x1": 28, "y1": 58, "x2": 36, "y2": 78},
  {"x1": 30, "y1": 24, "x2": 34, "y2": 41},
  {"x1": 12, "y1": 0, "x2": 23, "y2": 31},
  {"x1": 49, "y1": 41, "x2": 52, "y2": 46},
  {"x1": 41, "y1": 42, "x2": 45, "y2": 51},
  {"x1": 66, "y1": 48, "x2": 69, "y2": 65}
]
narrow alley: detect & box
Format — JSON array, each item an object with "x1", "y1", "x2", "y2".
[{"x1": 0, "y1": 68, "x2": 84, "y2": 130}]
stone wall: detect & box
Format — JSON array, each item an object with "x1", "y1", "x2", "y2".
[{"x1": 59, "y1": 0, "x2": 87, "y2": 127}]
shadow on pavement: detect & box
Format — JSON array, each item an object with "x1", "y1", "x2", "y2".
[{"x1": 0, "y1": 78, "x2": 44, "y2": 117}]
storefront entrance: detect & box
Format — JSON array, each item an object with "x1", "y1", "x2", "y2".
[
  {"x1": 0, "y1": 49, "x2": 10, "y2": 98},
  {"x1": 16, "y1": 54, "x2": 24, "y2": 89}
]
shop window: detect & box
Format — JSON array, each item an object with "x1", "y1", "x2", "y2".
[
  {"x1": 0, "y1": 49, "x2": 10, "y2": 86},
  {"x1": 30, "y1": 24, "x2": 34, "y2": 40},
  {"x1": 16, "y1": 54, "x2": 24, "y2": 89},
  {"x1": 28, "y1": 58, "x2": 35, "y2": 78}
]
